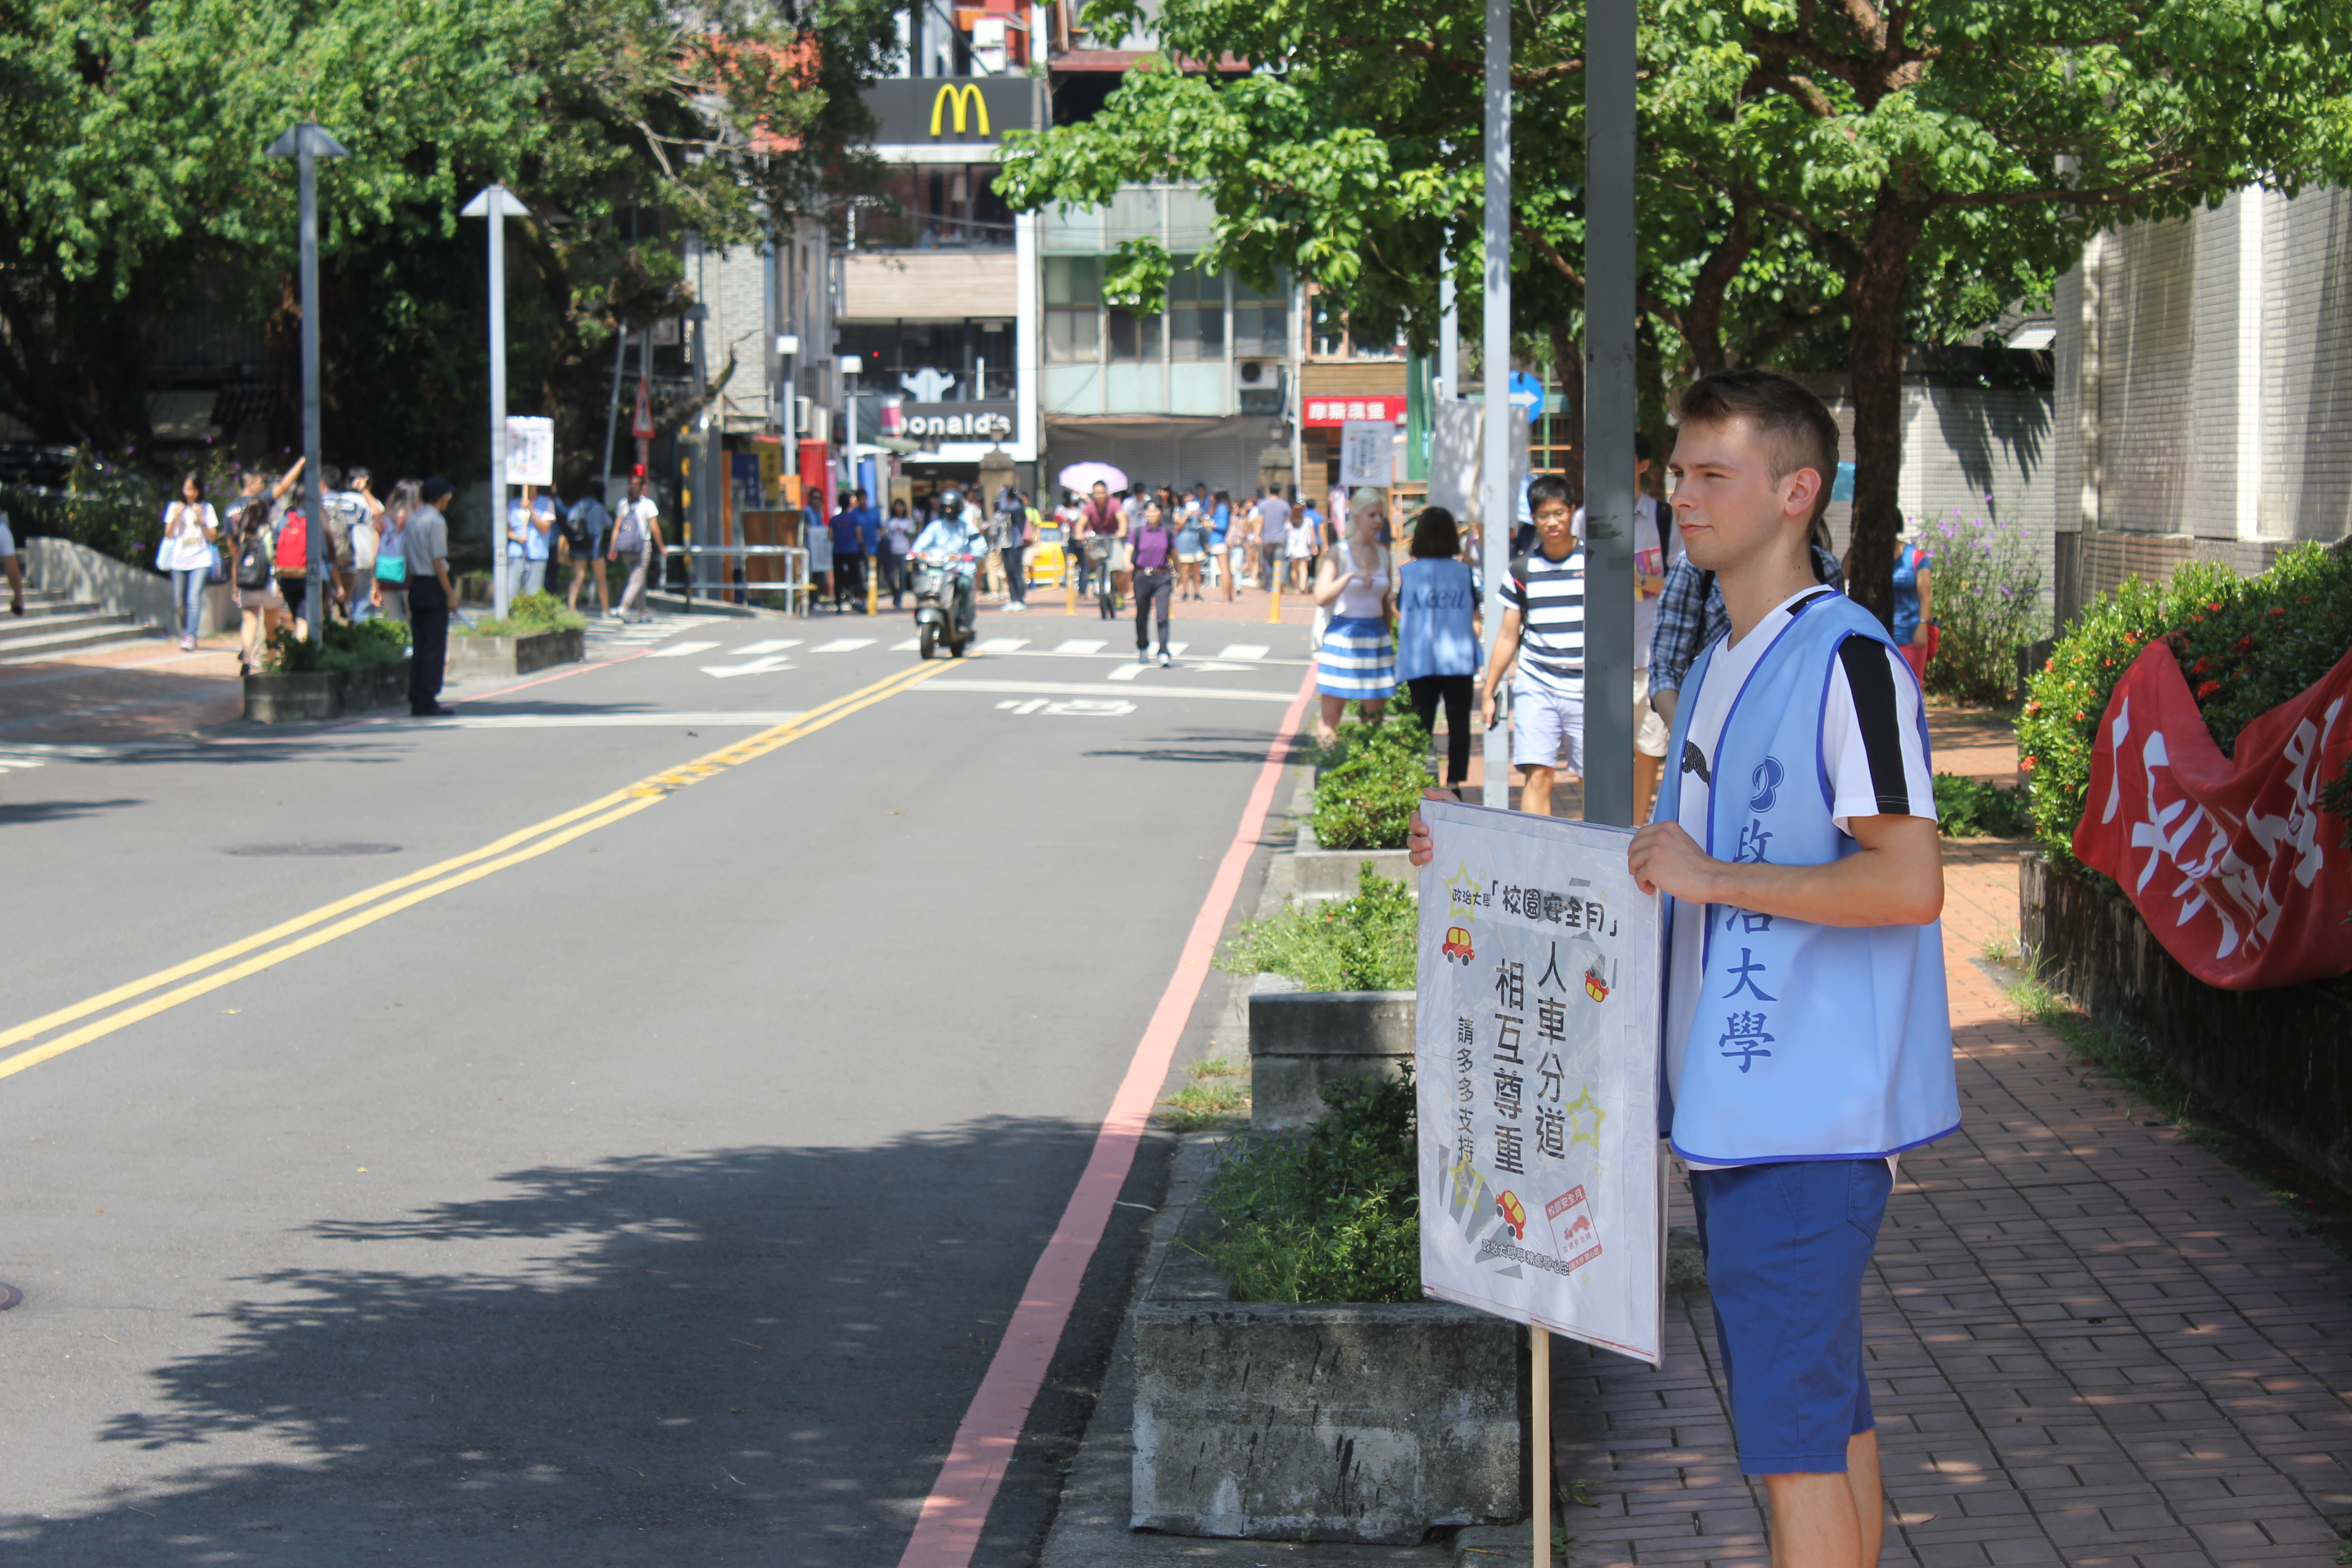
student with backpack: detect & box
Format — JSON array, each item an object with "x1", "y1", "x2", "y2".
[
  {"x1": 609, "y1": 473, "x2": 664, "y2": 622},
  {"x1": 564, "y1": 485, "x2": 611, "y2": 615},
  {"x1": 223, "y1": 462, "x2": 297, "y2": 671}
]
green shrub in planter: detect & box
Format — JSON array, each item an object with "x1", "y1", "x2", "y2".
[
  {"x1": 1216, "y1": 863, "x2": 1417, "y2": 992},
  {"x1": 1932, "y1": 773, "x2": 2029, "y2": 838},
  {"x1": 2017, "y1": 543, "x2": 2352, "y2": 870},
  {"x1": 461, "y1": 590, "x2": 588, "y2": 637},
  {"x1": 1311, "y1": 715, "x2": 1432, "y2": 850},
  {"x1": 266, "y1": 616, "x2": 411, "y2": 674},
  {"x1": 1199, "y1": 1070, "x2": 1420, "y2": 1303}
]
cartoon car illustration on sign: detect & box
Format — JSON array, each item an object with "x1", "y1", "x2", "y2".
[
  {"x1": 1494, "y1": 1191, "x2": 1526, "y2": 1240},
  {"x1": 1443, "y1": 925, "x2": 1475, "y2": 964},
  {"x1": 1583, "y1": 959, "x2": 1611, "y2": 1002}
]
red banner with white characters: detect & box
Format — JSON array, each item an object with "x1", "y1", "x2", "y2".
[{"x1": 2073, "y1": 642, "x2": 2352, "y2": 989}]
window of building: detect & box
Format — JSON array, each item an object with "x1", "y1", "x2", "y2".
[
  {"x1": 1168, "y1": 258, "x2": 1225, "y2": 361},
  {"x1": 835, "y1": 318, "x2": 1019, "y2": 401},
  {"x1": 1045, "y1": 255, "x2": 1101, "y2": 362},
  {"x1": 1233, "y1": 272, "x2": 1290, "y2": 358},
  {"x1": 1107, "y1": 306, "x2": 1163, "y2": 361}
]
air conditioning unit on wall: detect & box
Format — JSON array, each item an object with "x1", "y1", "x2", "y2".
[{"x1": 1235, "y1": 359, "x2": 1286, "y2": 416}]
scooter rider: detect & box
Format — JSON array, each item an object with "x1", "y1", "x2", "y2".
[{"x1": 913, "y1": 488, "x2": 988, "y2": 640}]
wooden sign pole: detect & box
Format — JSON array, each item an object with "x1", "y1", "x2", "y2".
[{"x1": 1532, "y1": 1325, "x2": 1551, "y2": 1568}]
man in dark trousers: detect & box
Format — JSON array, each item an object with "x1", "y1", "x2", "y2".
[{"x1": 406, "y1": 477, "x2": 458, "y2": 716}]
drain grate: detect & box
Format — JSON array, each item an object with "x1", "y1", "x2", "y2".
[{"x1": 224, "y1": 843, "x2": 404, "y2": 858}]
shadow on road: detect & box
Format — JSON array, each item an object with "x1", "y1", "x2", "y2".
[
  {"x1": 5, "y1": 1116, "x2": 1157, "y2": 1568},
  {"x1": 0, "y1": 797, "x2": 146, "y2": 824}
]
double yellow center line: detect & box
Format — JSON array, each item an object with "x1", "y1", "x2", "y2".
[{"x1": 0, "y1": 662, "x2": 946, "y2": 1083}]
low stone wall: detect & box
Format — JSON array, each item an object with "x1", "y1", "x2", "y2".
[
  {"x1": 1130, "y1": 1137, "x2": 1525, "y2": 1545},
  {"x1": 242, "y1": 658, "x2": 410, "y2": 724},
  {"x1": 1248, "y1": 974, "x2": 1415, "y2": 1132},
  {"x1": 24, "y1": 535, "x2": 242, "y2": 637},
  {"x1": 449, "y1": 626, "x2": 583, "y2": 681},
  {"x1": 2019, "y1": 850, "x2": 2352, "y2": 1188}
]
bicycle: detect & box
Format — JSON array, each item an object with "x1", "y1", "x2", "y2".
[{"x1": 1084, "y1": 534, "x2": 1118, "y2": 621}]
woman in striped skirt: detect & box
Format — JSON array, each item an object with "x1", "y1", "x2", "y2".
[{"x1": 1310, "y1": 493, "x2": 1398, "y2": 742}]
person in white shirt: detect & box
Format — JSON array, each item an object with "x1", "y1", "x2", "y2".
[
  {"x1": 608, "y1": 473, "x2": 664, "y2": 623},
  {"x1": 1573, "y1": 433, "x2": 1676, "y2": 815},
  {"x1": 162, "y1": 473, "x2": 220, "y2": 650}
]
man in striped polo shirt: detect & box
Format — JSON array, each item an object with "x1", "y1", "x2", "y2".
[{"x1": 1479, "y1": 472, "x2": 1585, "y2": 816}]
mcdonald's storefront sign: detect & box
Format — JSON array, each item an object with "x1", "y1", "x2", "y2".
[{"x1": 868, "y1": 76, "x2": 1034, "y2": 147}]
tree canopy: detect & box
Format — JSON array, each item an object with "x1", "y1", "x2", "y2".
[
  {"x1": 999, "y1": 0, "x2": 2352, "y2": 624},
  {"x1": 0, "y1": 0, "x2": 896, "y2": 480}
]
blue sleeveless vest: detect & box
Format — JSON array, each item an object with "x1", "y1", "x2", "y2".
[{"x1": 1652, "y1": 591, "x2": 1960, "y2": 1164}]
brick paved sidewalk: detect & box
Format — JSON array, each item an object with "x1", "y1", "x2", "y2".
[{"x1": 1552, "y1": 836, "x2": 2352, "y2": 1566}]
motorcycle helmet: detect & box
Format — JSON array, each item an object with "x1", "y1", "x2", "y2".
[{"x1": 935, "y1": 488, "x2": 961, "y2": 516}]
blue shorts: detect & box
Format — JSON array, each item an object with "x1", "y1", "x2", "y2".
[
  {"x1": 1509, "y1": 679, "x2": 1584, "y2": 774},
  {"x1": 1689, "y1": 1158, "x2": 1891, "y2": 1475}
]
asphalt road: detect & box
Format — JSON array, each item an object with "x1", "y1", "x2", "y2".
[{"x1": 0, "y1": 608, "x2": 1316, "y2": 1565}]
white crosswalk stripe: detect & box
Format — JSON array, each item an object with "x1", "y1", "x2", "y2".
[
  {"x1": 1053, "y1": 639, "x2": 1105, "y2": 654},
  {"x1": 891, "y1": 638, "x2": 921, "y2": 652},
  {"x1": 976, "y1": 638, "x2": 1029, "y2": 654},
  {"x1": 732, "y1": 639, "x2": 804, "y2": 655},
  {"x1": 1216, "y1": 644, "x2": 1269, "y2": 661},
  {"x1": 644, "y1": 641, "x2": 724, "y2": 659},
  {"x1": 809, "y1": 638, "x2": 876, "y2": 653}
]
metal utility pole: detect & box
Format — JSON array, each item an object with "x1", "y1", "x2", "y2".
[
  {"x1": 1480, "y1": 0, "x2": 1512, "y2": 810},
  {"x1": 686, "y1": 302, "x2": 712, "y2": 599},
  {"x1": 1582, "y1": 0, "x2": 1637, "y2": 826},
  {"x1": 266, "y1": 122, "x2": 350, "y2": 647},
  {"x1": 463, "y1": 183, "x2": 529, "y2": 620}
]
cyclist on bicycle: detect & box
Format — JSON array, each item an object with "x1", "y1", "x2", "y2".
[{"x1": 1078, "y1": 480, "x2": 1126, "y2": 618}]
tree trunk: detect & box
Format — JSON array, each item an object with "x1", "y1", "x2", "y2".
[
  {"x1": 1842, "y1": 192, "x2": 1920, "y2": 634},
  {"x1": 1681, "y1": 198, "x2": 1754, "y2": 376},
  {"x1": 1548, "y1": 316, "x2": 1586, "y2": 501}
]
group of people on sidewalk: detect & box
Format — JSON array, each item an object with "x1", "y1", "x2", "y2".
[{"x1": 496, "y1": 474, "x2": 666, "y2": 623}]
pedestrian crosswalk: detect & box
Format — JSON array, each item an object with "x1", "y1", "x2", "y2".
[{"x1": 564, "y1": 623, "x2": 1302, "y2": 669}]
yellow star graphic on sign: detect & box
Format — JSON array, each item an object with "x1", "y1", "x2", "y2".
[
  {"x1": 1441, "y1": 862, "x2": 1481, "y2": 912},
  {"x1": 1561, "y1": 1086, "x2": 1606, "y2": 1151}
]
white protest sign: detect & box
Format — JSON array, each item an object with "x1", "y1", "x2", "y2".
[
  {"x1": 504, "y1": 416, "x2": 555, "y2": 486},
  {"x1": 1415, "y1": 799, "x2": 1665, "y2": 1365},
  {"x1": 1338, "y1": 419, "x2": 1395, "y2": 488}
]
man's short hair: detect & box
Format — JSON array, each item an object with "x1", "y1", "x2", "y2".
[
  {"x1": 1633, "y1": 431, "x2": 1651, "y2": 463},
  {"x1": 420, "y1": 475, "x2": 453, "y2": 504},
  {"x1": 1527, "y1": 473, "x2": 1576, "y2": 512},
  {"x1": 319, "y1": 464, "x2": 342, "y2": 490},
  {"x1": 1674, "y1": 369, "x2": 1838, "y2": 522}
]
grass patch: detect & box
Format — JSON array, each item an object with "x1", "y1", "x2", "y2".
[
  {"x1": 1215, "y1": 863, "x2": 1416, "y2": 993},
  {"x1": 1310, "y1": 715, "x2": 1432, "y2": 851},
  {"x1": 459, "y1": 590, "x2": 588, "y2": 638},
  {"x1": 1159, "y1": 1057, "x2": 1252, "y2": 1132},
  {"x1": 1196, "y1": 1071, "x2": 1419, "y2": 1303},
  {"x1": 2004, "y1": 962, "x2": 2352, "y2": 1264},
  {"x1": 1933, "y1": 772, "x2": 2029, "y2": 838}
]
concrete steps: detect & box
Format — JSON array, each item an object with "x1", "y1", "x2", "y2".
[{"x1": 0, "y1": 589, "x2": 152, "y2": 662}]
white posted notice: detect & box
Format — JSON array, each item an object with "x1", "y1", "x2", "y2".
[{"x1": 1415, "y1": 799, "x2": 1666, "y2": 1364}]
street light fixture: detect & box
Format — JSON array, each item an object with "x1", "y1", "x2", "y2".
[
  {"x1": 266, "y1": 122, "x2": 351, "y2": 647},
  {"x1": 462, "y1": 183, "x2": 531, "y2": 620}
]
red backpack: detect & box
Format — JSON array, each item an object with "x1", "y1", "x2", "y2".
[{"x1": 272, "y1": 510, "x2": 308, "y2": 572}]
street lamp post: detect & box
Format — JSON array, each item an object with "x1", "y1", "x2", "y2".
[
  {"x1": 462, "y1": 183, "x2": 530, "y2": 621},
  {"x1": 685, "y1": 303, "x2": 711, "y2": 600},
  {"x1": 266, "y1": 122, "x2": 350, "y2": 647},
  {"x1": 1480, "y1": 0, "x2": 1512, "y2": 809},
  {"x1": 1582, "y1": 0, "x2": 1638, "y2": 827}
]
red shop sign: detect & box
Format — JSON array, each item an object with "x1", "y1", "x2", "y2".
[
  {"x1": 1303, "y1": 396, "x2": 1403, "y2": 426},
  {"x1": 2073, "y1": 641, "x2": 2352, "y2": 990}
]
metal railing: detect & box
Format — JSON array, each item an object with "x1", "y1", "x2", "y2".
[{"x1": 664, "y1": 544, "x2": 812, "y2": 616}]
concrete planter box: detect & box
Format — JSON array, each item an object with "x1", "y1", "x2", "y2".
[
  {"x1": 449, "y1": 626, "x2": 583, "y2": 680},
  {"x1": 2020, "y1": 849, "x2": 2352, "y2": 1188},
  {"x1": 242, "y1": 657, "x2": 411, "y2": 724},
  {"x1": 1131, "y1": 1139, "x2": 1524, "y2": 1545},
  {"x1": 1248, "y1": 973, "x2": 1416, "y2": 1132}
]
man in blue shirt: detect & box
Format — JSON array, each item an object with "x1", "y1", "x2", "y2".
[
  {"x1": 913, "y1": 497, "x2": 987, "y2": 639},
  {"x1": 507, "y1": 484, "x2": 556, "y2": 601},
  {"x1": 830, "y1": 493, "x2": 867, "y2": 612}
]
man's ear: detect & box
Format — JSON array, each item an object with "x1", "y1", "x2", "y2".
[{"x1": 1782, "y1": 465, "x2": 1824, "y2": 522}]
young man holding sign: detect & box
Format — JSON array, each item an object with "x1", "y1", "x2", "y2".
[{"x1": 1412, "y1": 369, "x2": 1956, "y2": 1568}]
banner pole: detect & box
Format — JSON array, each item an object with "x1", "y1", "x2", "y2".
[{"x1": 1532, "y1": 1325, "x2": 1551, "y2": 1568}]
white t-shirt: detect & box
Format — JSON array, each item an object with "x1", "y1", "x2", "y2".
[
  {"x1": 1572, "y1": 494, "x2": 1676, "y2": 669},
  {"x1": 166, "y1": 502, "x2": 219, "y2": 572},
  {"x1": 1662, "y1": 586, "x2": 1936, "y2": 1169}
]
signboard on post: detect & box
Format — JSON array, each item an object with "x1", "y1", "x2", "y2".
[
  {"x1": 1414, "y1": 798, "x2": 1665, "y2": 1365},
  {"x1": 505, "y1": 416, "x2": 554, "y2": 486},
  {"x1": 1338, "y1": 419, "x2": 1396, "y2": 489}
]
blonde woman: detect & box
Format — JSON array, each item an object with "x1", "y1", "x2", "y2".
[{"x1": 1310, "y1": 494, "x2": 1398, "y2": 742}]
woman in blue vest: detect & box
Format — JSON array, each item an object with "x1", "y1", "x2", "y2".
[
  {"x1": 1395, "y1": 505, "x2": 1480, "y2": 793},
  {"x1": 1411, "y1": 369, "x2": 1954, "y2": 1568}
]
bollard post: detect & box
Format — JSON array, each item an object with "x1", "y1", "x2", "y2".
[{"x1": 1266, "y1": 577, "x2": 1282, "y2": 624}]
